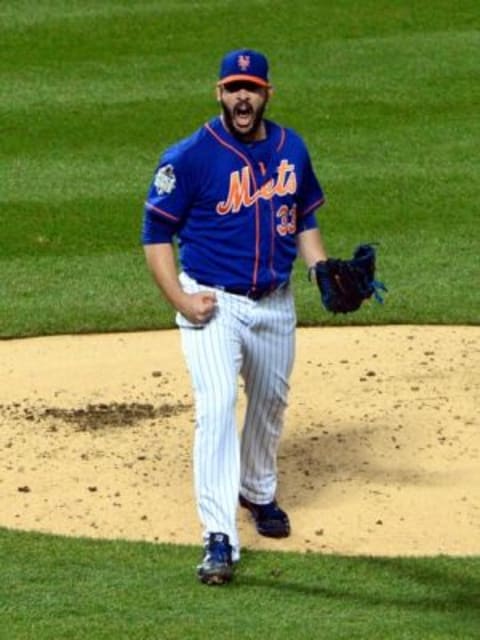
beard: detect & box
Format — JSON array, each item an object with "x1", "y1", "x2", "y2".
[{"x1": 220, "y1": 98, "x2": 267, "y2": 142}]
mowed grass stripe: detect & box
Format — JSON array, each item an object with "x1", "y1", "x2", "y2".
[
  {"x1": 0, "y1": 253, "x2": 167, "y2": 336},
  {"x1": 3, "y1": 29, "x2": 478, "y2": 110},
  {"x1": 0, "y1": 0, "x2": 201, "y2": 29}
]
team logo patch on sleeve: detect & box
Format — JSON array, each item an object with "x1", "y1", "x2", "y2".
[{"x1": 154, "y1": 164, "x2": 176, "y2": 195}]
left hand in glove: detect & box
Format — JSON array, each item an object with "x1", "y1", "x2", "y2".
[{"x1": 309, "y1": 244, "x2": 387, "y2": 314}]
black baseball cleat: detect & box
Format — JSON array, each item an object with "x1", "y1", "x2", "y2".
[
  {"x1": 239, "y1": 494, "x2": 291, "y2": 538},
  {"x1": 197, "y1": 532, "x2": 233, "y2": 585}
]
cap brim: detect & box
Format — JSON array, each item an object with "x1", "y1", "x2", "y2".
[{"x1": 217, "y1": 74, "x2": 271, "y2": 88}]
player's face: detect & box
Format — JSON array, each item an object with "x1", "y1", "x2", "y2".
[{"x1": 217, "y1": 81, "x2": 271, "y2": 142}]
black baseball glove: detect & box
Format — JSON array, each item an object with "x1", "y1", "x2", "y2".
[{"x1": 309, "y1": 244, "x2": 387, "y2": 314}]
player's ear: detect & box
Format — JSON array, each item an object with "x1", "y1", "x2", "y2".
[{"x1": 215, "y1": 85, "x2": 222, "y2": 102}]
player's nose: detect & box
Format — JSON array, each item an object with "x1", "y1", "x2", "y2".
[{"x1": 237, "y1": 88, "x2": 250, "y2": 100}]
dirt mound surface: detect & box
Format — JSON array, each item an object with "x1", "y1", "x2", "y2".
[{"x1": 0, "y1": 326, "x2": 478, "y2": 556}]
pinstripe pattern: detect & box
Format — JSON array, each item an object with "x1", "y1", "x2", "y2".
[{"x1": 177, "y1": 273, "x2": 296, "y2": 559}]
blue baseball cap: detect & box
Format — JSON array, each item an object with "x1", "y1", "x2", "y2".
[{"x1": 218, "y1": 49, "x2": 271, "y2": 87}]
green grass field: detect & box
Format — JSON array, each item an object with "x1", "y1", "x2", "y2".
[
  {"x1": 1, "y1": 529, "x2": 480, "y2": 640},
  {"x1": 1, "y1": 1, "x2": 479, "y2": 638},
  {"x1": 1, "y1": 0, "x2": 479, "y2": 336}
]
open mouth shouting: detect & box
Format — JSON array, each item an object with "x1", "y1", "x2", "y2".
[
  {"x1": 233, "y1": 102, "x2": 254, "y2": 132},
  {"x1": 219, "y1": 81, "x2": 270, "y2": 142},
  {"x1": 221, "y1": 98, "x2": 267, "y2": 142}
]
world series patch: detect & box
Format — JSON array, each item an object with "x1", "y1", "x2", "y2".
[{"x1": 154, "y1": 164, "x2": 176, "y2": 195}]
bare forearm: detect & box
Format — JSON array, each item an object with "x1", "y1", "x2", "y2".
[
  {"x1": 143, "y1": 243, "x2": 217, "y2": 324},
  {"x1": 296, "y1": 228, "x2": 328, "y2": 267},
  {"x1": 143, "y1": 243, "x2": 188, "y2": 311}
]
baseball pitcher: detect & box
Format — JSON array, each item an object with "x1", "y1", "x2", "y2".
[{"x1": 142, "y1": 49, "x2": 329, "y2": 585}]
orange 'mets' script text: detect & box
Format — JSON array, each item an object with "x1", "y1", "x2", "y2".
[{"x1": 216, "y1": 160, "x2": 297, "y2": 214}]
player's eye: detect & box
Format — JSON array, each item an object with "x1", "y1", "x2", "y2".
[{"x1": 223, "y1": 81, "x2": 260, "y2": 93}]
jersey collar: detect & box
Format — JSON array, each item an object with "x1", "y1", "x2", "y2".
[{"x1": 205, "y1": 116, "x2": 284, "y2": 154}]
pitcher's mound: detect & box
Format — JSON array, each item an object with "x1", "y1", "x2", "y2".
[{"x1": 0, "y1": 326, "x2": 478, "y2": 556}]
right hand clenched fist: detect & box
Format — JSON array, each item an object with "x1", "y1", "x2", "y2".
[{"x1": 179, "y1": 291, "x2": 217, "y2": 325}]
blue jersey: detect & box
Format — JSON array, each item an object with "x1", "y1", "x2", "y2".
[{"x1": 142, "y1": 116, "x2": 325, "y2": 293}]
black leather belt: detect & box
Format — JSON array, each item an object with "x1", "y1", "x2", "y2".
[
  {"x1": 224, "y1": 286, "x2": 273, "y2": 301},
  {"x1": 199, "y1": 281, "x2": 289, "y2": 301}
]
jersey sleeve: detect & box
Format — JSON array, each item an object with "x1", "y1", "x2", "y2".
[
  {"x1": 295, "y1": 146, "x2": 326, "y2": 233},
  {"x1": 142, "y1": 146, "x2": 192, "y2": 244}
]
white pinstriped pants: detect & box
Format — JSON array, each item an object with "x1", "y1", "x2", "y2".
[{"x1": 176, "y1": 272, "x2": 296, "y2": 558}]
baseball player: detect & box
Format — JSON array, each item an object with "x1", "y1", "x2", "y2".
[{"x1": 142, "y1": 49, "x2": 328, "y2": 585}]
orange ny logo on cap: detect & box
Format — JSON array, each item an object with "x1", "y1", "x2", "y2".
[{"x1": 237, "y1": 55, "x2": 250, "y2": 71}]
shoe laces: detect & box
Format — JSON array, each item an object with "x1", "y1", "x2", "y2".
[{"x1": 206, "y1": 533, "x2": 232, "y2": 564}]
